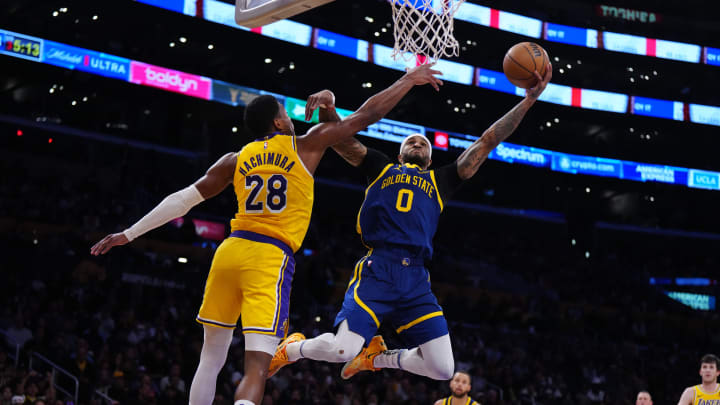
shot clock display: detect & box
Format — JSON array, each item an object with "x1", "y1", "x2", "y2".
[{"x1": 2, "y1": 30, "x2": 42, "y2": 61}]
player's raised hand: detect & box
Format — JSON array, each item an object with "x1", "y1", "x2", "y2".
[
  {"x1": 526, "y1": 62, "x2": 552, "y2": 100},
  {"x1": 305, "y1": 89, "x2": 336, "y2": 121},
  {"x1": 90, "y1": 232, "x2": 129, "y2": 255},
  {"x1": 404, "y1": 62, "x2": 444, "y2": 91}
]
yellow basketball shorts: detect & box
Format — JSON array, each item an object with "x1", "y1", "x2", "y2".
[{"x1": 196, "y1": 230, "x2": 295, "y2": 338}]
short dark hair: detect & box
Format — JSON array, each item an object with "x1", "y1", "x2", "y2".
[
  {"x1": 244, "y1": 95, "x2": 280, "y2": 138},
  {"x1": 454, "y1": 370, "x2": 472, "y2": 384},
  {"x1": 701, "y1": 354, "x2": 720, "y2": 368}
]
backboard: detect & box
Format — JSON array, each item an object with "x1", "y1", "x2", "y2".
[{"x1": 235, "y1": 0, "x2": 335, "y2": 28}]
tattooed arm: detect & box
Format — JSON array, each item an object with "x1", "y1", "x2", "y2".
[
  {"x1": 306, "y1": 90, "x2": 368, "y2": 167},
  {"x1": 456, "y1": 63, "x2": 553, "y2": 180},
  {"x1": 332, "y1": 137, "x2": 368, "y2": 167}
]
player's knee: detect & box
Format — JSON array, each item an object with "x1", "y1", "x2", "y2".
[
  {"x1": 333, "y1": 340, "x2": 363, "y2": 362},
  {"x1": 334, "y1": 345, "x2": 360, "y2": 362},
  {"x1": 429, "y1": 356, "x2": 454, "y2": 380},
  {"x1": 334, "y1": 350, "x2": 356, "y2": 362}
]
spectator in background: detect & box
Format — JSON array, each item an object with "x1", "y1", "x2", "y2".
[
  {"x1": 587, "y1": 376, "x2": 605, "y2": 404},
  {"x1": 484, "y1": 387, "x2": 505, "y2": 405},
  {"x1": 18, "y1": 372, "x2": 55, "y2": 405},
  {"x1": 159, "y1": 363, "x2": 186, "y2": 394},
  {"x1": 2, "y1": 386, "x2": 12, "y2": 405},
  {"x1": 636, "y1": 390, "x2": 652, "y2": 405},
  {"x1": 6, "y1": 315, "x2": 32, "y2": 349},
  {"x1": 137, "y1": 374, "x2": 159, "y2": 405},
  {"x1": 434, "y1": 371, "x2": 480, "y2": 405},
  {"x1": 67, "y1": 340, "x2": 96, "y2": 403},
  {"x1": 0, "y1": 353, "x2": 14, "y2": 388}
]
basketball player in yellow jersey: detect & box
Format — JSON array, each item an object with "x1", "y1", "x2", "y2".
[
  {"x1": 677, "y1": 354, "x2": 720, "y2": 405},
  {"x1": 90, "y1": 63, "x2": 444, "y2": 405},
  {"x1": 434, "y1": 371, "x2": 480, "y2": 405}
]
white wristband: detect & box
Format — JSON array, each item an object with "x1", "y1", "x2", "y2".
[{"x1": 123, "y1": 185, "x2": 205, "y2": 241}]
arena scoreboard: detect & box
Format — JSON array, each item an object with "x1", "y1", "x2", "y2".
[{"x1": 1, "y1": 31, "x2": 42, "y2": 61}]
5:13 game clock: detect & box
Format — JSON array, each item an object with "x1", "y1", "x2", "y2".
[{"x1": 2, "y1": 31, "x2": 42, "y2": 61}]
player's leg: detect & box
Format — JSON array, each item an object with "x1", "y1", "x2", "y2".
[
  {"x1": 196, "y1": 237, "x2": 292, "y2": 404},
  {"x1": 191, "y1": 238, "x2": 243, "y2": 405},
  {"x1": 285, "y1": 319, "x2": 365, "y2": 362},
  {"x1": 374, "y1": 333, "x2": 454, "y2": 380},
  {"x1": 232, "y1": 239, "x2": 295, "y2": 400},
  {"x1": 233, "y1": 334, "x2": 280, "y2": 404},
  {"x1": 354, "y1": 265, "x2": 454, "y2": 380},
  {"x1": 189, "y1": 324, "x2": 234, "y2": 405},
  {"x1": 269, "y1": 255, "x2": 390, "y2": 376},
  {"x1": 289, "y1": 254, "x2": 389, "y2": 363}
]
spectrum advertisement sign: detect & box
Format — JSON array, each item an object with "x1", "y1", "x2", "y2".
[
  {"x1": 129, "y1": 61, "x2": 211, "y2": 99},
  {"x1": 489, "y1": 143, "x2": 551, "y2": 168},
  {"x1": 43, "y1": 40, "x2": 130, "y2": 80}
]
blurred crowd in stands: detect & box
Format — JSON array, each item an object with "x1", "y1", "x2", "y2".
[{"x1": 2, "y1": 135, "x2": 719, "y2": 405}]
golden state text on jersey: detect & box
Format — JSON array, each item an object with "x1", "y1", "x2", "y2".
[{"x1": 357, "y1": 163, "x2": 444, "y2": 259}]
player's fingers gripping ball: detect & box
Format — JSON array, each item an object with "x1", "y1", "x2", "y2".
[{"x1": 503, "y1": 42, "x2": 549, "y2": 89}]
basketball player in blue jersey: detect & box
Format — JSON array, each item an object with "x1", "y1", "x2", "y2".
[
  {"x1": 435, "y1": 371, "x2": 479, "y2": 405},
  {"x1": 90, "y1": 63, "x2": 444, "y2": 405},
  {"x1": 269, "y1": 62, "x2": 551, "y2": 381}
]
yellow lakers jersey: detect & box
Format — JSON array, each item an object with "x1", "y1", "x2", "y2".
[
  {"x1": 693, "y1": 384, "x2": 720, "y2": 405},
  {"x1": 230, "y1": 134, "x2": 313, "y2": 252}
]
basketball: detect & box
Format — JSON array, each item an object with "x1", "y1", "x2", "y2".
[{"x1": 503, "y1": 42, "x2": 549, "y2": 89}]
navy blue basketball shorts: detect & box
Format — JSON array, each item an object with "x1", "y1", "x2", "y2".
[{"x1": 334, "y1": 251, "x2": 449, "y2": 347}]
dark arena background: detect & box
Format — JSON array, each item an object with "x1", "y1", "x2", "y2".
[{"x1": 2, "y1": 0, "x2": 720, "y2": 404}]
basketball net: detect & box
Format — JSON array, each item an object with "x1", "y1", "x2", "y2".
[{"x1": 389, "y1": 0, "x2": 466, "y2": 63}]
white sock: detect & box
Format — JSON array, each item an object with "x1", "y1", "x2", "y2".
[
  {"x1": 189, "y1": 326, "x2": 233, "y2": 405},
  {"x1": 234, "y1": 401, "x2": 255, "y2": 405},
  {"x1": 373, "y1": 349, "x2": 406, "y2": 369},
  {"x1": 286, "y1": 321, "x2": 365, "y2": 363}
]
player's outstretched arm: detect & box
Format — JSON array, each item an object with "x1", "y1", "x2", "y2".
[
  {"x1": 304, "y1": 89, "x2": 341, "y2": 123},
  {"x1": 332, "y1": 136, "x2": 368, "y2": 167},
  {"x1": 677, "y1": 387, "x2": 694, "y2": 405},
  {"x1": 296, "y1": 63, "x2": 442, "y2": 172},
  {"x1": 90, "y1": 153, "x2": 236, "y2": 255},
  {"x1": 455, "y1": 63, "x2": 552, "y2": 180},
  {"x1": 306, "y1": 89, "x2": 367, "y2": 167}
]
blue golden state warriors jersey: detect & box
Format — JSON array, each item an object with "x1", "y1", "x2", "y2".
[{"x1": 357, "y1": 163, "x2": 444, "y2": 260}]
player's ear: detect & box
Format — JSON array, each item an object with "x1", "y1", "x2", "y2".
[{"x1": 272, "y1": 117, "x2": 283, "y2": 130}]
